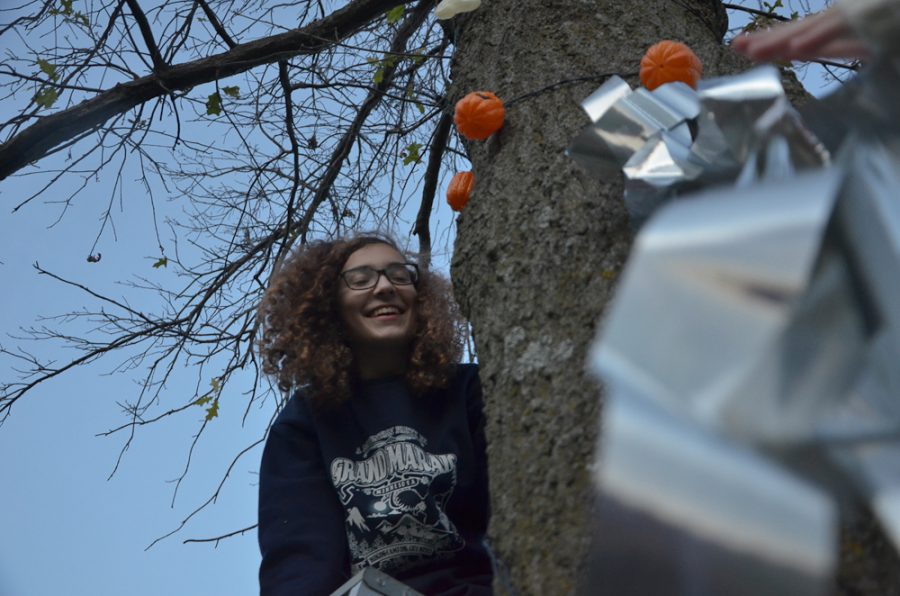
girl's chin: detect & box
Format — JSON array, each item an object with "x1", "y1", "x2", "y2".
[{"x1": 351, "y1": 328, "x2": 414, "y2": 348}]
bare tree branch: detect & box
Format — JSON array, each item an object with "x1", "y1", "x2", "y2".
[
  {"x1": 183, "y1": 523, "x2": 258, "y2": 546},
  {"x1": 0, "y1": 0, "x2": 410, "y2": 181},
  {"x1": 0, "y1": 0, "x2": 461, "y2": 545},
  {"x1": 196, "y1": 0, "x2": 237, "y2": 49},
  {"x1": 124, "y1": 0, "x2": 166, "y2": 70},
  {"x1": 276, "y1": 59, "x2": 303, "y2": 264},
  {"x1": 414, "y1": 108, "x2": 452, "y2": 269},
  {"x1": 145, "y1": 436, "x2": 265, "y2": 550},
  {"x1": 298, "y1": 0, "x2": 432, "y2": 243},
  {"x1": 723, "y1": 2, "x2": 790, "y2": 22}
]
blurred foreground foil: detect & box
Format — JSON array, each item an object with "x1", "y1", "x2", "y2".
[
  {"x1": 578, "y1": 61, "x2": 900, "y2": 595},
  {"x1": 583, "y1": 393, "x2": 836, "y2": 596},
  {"x1": 330, "y1": 568, "x2": 423, "y2": 596},
  {"x1": 568, "y1": 66, "x2": 828, "y2": 225}
]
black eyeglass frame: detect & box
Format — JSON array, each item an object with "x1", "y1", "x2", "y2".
[{"x1": 339, "y1": 262, "x2": 420, "y2": 290}]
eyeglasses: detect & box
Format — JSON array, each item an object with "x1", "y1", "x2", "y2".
[{"x1": 340, "y1": 262, "x2": 419, "y2": 290}]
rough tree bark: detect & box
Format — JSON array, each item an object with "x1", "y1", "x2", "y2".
[
  {"x1": 449, "y1": 1, "x2": 736, "y2": 592},
  {"x1": 448, "y1": 1, "x2": 899, "y2": 594}
]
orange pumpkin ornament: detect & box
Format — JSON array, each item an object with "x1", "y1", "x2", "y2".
[
  {"x1": 447, "y1": 171, "x2": 474, "y2": 212},
  {"x1": 454, "y1": 92, "x2": 505, "y2": 141},
  {"x1": 640, "y1": 40, "x2": 703, "y2": 91}
]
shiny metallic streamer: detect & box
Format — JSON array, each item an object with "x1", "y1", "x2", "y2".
[
  {"x1": 568, "y1": 66, "x2": 829, "y2": 226},
  {"x1": 575, "y1": 61, "x2": 900, "y2": 595}
]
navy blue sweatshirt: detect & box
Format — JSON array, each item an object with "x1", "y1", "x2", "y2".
[{"x1": 258, "y1": 364, "x2": 493, "y2": 595}]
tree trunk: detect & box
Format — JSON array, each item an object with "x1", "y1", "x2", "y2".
[{"x1": 449, "y1": 1, "x2": 739, "y2": 593}]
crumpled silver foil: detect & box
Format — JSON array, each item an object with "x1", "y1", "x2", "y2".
[
  {"x1": 577, "y1": 61, "x2": 900, "y2": 595},
  {"x1": 568, "y1": 66, "x2": 830, "y2": 226}
]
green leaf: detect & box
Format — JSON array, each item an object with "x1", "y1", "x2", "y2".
[
  {"x1": 37, "y1": 59, "x2": 58, "y2": 81},
  {"x1": 402, "y1": 142, "x2": 422, "y2": 165},
  {"x1": 386, "y1": 5, "x2": 404, "y2": 24},
  {"x1": 222, "y1": 85, "x2": 240, "y2": 99},
  {"x1": 415, "y1": 102, "x2": 425, "y2": 115},
  {"x1": 50, "y1": 1, "x2": 90, "y2": 27},
  {"x1": 33, "y1": 87, "x2": 58, "y2": 109},
  {"x1": 762, "y1": 0, "x2": 783, "y2": 15},
  {"x1": 206, "y1": 92, "x2": 222, "y2": 115},
  {"x1": 204, "y1": 397, "x2": 220, "y2": 421},
  {"x1": 194, "y1": 377, "x2": 222, "y2": 415},
  {"x1": 371, "y1": 54, "x2": 400, "y2": 84},
  {"x1": 152, "y1": 256, "x2": 168, "y2": 268}
]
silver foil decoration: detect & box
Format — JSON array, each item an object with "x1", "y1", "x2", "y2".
[
  {"x1": 568, "y1": 66, "x2": 829, "y2": 225},
  {"x1": 583, "y1": 392, "x2": 837, "y2": 596},
  {"x1": 576, "y1": 61, "x2": 900, "y2": 595},
  {"x1": 330, "y1": 568, "x2": 423, "y2": 596}
]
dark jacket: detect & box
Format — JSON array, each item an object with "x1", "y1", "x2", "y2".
[{"x1": 258, "y1": 364, "x2": 492, "y2": 595}]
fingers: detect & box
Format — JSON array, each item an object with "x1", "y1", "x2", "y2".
[
  {"x1": 732, "y1": 23, "x2": 808, "y2": 62},
  {"x1": 733, "y1": 32, "x2": 792, "y2": 62},
  {"x1": 729, "y1": 32, "x2": 754, "y2": 53},
  {"x1": 789, "y1": 38, "x2": 872, "y2": 61},
  {"x1": 788, "y1": 8, "x2": 856, "y2": 56},
  {"x1": 732, "y1": 6, "x2": 866, "y2": 62}
]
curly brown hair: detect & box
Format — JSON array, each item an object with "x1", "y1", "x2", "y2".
[{"x1": 257, "y1": 233, "x2": 464, "y2": 408}]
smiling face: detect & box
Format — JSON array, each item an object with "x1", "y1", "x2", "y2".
[{"x1": 338, "y1": 243, "x2": 418, "y2": 357}]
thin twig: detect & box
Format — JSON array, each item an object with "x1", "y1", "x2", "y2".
[
  {"x1": 414, "y1": 108, "x2": 452, "y2": 269},
  {"x1": 299, "y1": 0, "x2": 433, "y2": 243},
  {"x1": 183, "y1": 523, "x2": 258, "y2": 546}
]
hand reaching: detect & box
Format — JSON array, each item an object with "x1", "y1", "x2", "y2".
[{"x1": 731, "y1": 6, "x2": 872, "y2": 62}]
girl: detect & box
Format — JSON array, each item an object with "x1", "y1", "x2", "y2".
[{"x1": 257, "y1": 234, "x2": 492, "y2": 595}]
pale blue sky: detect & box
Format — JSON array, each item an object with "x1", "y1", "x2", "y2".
[
  {"x1": 0, "y1": 3, "x2": 455, "y2": 592},
  {"x1": 0, "y1": 144, "x2": 265, "y2": 594}
]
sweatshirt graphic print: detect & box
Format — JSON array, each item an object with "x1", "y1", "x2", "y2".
[{"x1": 329, "y1": 425, "x2": 465, "y2": 574}]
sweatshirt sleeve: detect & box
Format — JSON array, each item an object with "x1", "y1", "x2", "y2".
[{"x1": 258, "y1": 395, "x2": 350, "y2": 596}]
